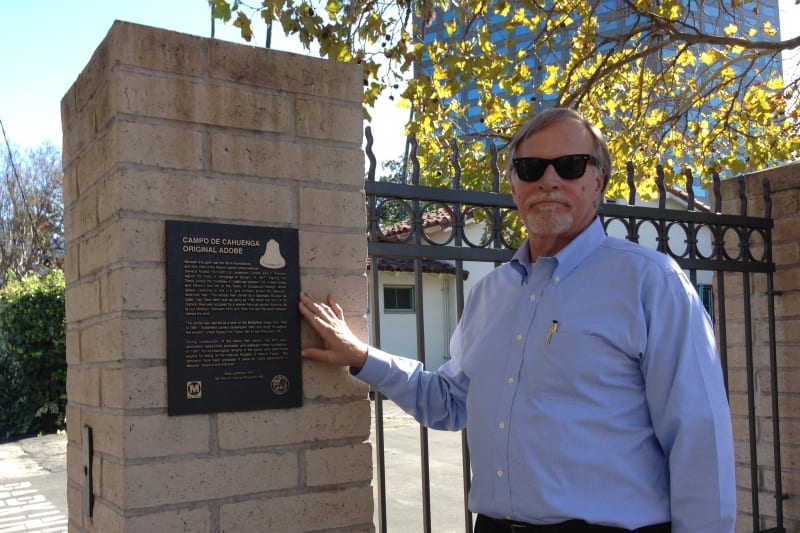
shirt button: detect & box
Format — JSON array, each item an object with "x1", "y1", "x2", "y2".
[
  {"x1": 497, "y1": 470, "x2": 504, "y2": 477},
  {"x1": 507, "y1": 377, "x2": 514, "y2": 384},
  {"x1": 554, "y1": 276, "x2": 561, "y2": 283},
  {"x1": 529, "y1": 294, "x2": 536, "y2": 302},
  {"x1": 516, "y1": 334, "x2": 523, "y2": 342},
  {"x1": 498, "y1": 422, "x2": 505, "y2": 429}
]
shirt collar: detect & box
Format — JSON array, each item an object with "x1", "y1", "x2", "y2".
[{"x1": 509, "y1": 217, "x2": 607, "y2": 284}]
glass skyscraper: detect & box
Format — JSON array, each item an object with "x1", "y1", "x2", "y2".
[{"x1": 420, "y1": 1, "x2": 784, "y2": 201}]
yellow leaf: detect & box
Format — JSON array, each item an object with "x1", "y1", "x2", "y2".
[
  {"x1": 763, "y1": 21, "x2": 777, "y2": 37},
  {"x1": 433, "y1": 66, "x2": 447, "y2": 81},
  {"x1": 700, "y1": 51, "x2": 715, "y2": 65},
  {"x1": 766, "y1": 77, "x2": 784, "y2": 91},
  {"x1": 677, "y1": 50, "x2": 696, "y2": 67},
  {"x1": 724, "y1": 24, "x2": 738, "y2": 36},
  {"x1": 748, "y1": 28, "x2": 757, "y2": 37},
  {"x1": 494, "y1": 0, "x2": 510, "y2": 16}
]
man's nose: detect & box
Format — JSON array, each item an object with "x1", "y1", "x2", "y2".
[{"x1": 536, "y1": 163, "x2": 562, "y2": 187}]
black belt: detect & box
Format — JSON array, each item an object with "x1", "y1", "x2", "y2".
[{"x1": 475, "y1": 514, "x2": 671, "y2": 533}]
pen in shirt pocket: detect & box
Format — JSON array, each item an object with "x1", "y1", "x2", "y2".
[{"x1": 546, "y1": 320, "x2": 558, "y2": 345}]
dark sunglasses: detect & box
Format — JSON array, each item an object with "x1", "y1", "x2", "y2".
[{"x1": 512, "y1": 154, "x2": 598, "y2": 182}]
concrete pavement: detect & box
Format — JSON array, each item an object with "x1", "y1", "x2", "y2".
[
  {"x1": 0, "y1": 433, "x2": 68, "y2": 532},
  {"x1": 0, "y1": 402, "x2": 470, "y2": 533}
]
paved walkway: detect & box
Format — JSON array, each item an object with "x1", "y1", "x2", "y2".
[
  {"x1": 0, "y1": 434, "x2": 67, "y2": 533},
  {"x1": 0, "y1": 403, "x2": 469, "y2": 533}
]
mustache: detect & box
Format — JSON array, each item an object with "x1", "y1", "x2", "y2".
[{"x1": 526, "y1": 193, "x2": 572, "y2": 208}]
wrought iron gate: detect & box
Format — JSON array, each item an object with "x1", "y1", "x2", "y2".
[{"x1": 364, "y1": 129, "x2": 783, "y2": 533}]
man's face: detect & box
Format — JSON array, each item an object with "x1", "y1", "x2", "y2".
[{"x1": 510, "y1": 118, "x2": 605, "y2": 249}]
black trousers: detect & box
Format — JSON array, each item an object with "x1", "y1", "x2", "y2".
[{"x1": 475, "y1": 514, "x2": 671, "y2": 533}]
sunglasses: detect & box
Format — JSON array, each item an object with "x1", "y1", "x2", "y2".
[{"x1": 512, "y1": 154, "x2": 598, "y2": 182}]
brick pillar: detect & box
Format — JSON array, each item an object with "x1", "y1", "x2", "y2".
[
  {"x1": 720, "y1": 162, "x2": 800, "y2": 532},
  {"x1": 61, "y1": 21, "x2": 372, "y2": 532}
]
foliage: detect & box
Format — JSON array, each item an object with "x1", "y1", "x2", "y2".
[
  {"x1": 0, "y1": 269, "x2": 66, "y2": 440},
  {"x1": 212, "y1": 0, "x2": 800, "y2": 198},
  {"x1": 0, "y1": 141, "x2": 64, "y2": 284}
]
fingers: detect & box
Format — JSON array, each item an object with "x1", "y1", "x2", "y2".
[{"x1": 327, "y1": 293, "x2": 345, "y2": 320}]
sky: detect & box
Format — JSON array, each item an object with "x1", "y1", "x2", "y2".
[{"x1": 1, "y1": 0, "x2": 798, "y2": 165}]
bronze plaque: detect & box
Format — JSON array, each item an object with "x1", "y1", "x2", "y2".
[{"x1": 166, "y1": 220, "x2": 301, "y2": 415}]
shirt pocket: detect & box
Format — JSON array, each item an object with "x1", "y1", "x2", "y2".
[{"x1": 525, "y1": 326, "x2": 643, "y2": 401}]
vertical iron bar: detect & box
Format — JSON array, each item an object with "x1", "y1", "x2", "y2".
[
  {"x1": 712, "y1": 170, "x2": 728, "y2": 391},
  {"x1": 410, "y1": 139, "x2": 432, "y2": 532},
  {"x1": 415, "y1": 256, "x2": 432, "y2": 533},
  {"x1": 763, "y1": 179, "x2": 784, "y2": 529},
  {"x1": 372, "y1": 265, "x2": 388, "y2": 533},
  {"x1": 655, "y1": 165, "x2": 668, "y2": 253},
  {"x1": 365, "y1": 126, "x2": 377, "y2": 183},
  {"x1": 743, "y1": 271, "x2": 760, "y2": 532},
  {"x1": 684, "y1": 169, "x2": 698, "y2": 287},
  {"x1": 625, "y1": 161, "x2": 638, "y2": 242},
  {"x1": 716, "y1": 273, "x2": 730, "y2": 394},
  {"x1": 450, "y1": 141, "x2": 473, "y2": 533},
  {"x1": 737, "y1": 177, "x2": 759, "y2": 531},
  {"x1": 365, "y1": 126, "x2": 388, "y2": 533}
]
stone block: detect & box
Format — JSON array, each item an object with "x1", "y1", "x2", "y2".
[
  {"x1": 209, "y1": 40, "x2": 362, "y2": 102},
  {"x1": 302, "y1": 359, "x2": 370, "y2": 400},
  {"x1": 207, "y1": 82, "x2": 293, "y2": 132},
  {"x1": 65, "y1": 279, "x2": 101, "y2": 324},
  {"x1": 66, "y1": 483, "x2": 83, "y2": 530},
  {"x1": 66, "y1": 366, "x2": 101, "y2": 407},
  {"x1": 123, "y1": 414, "x2": 210, "y2": 458},
  {"x1": 298, "y1": 187, "x2": 366, "y2": 229},
  {"x1": 299, "y1": 273, "x2": 369, "y2": 312},
  {"x1": 100, "y1": 266, "x2": 166, "y2": 314},
  {"x1": 219, "y1": 485, "x2": 373, "y2": 532},
  {"x1": 115, "y1": 121, "x2": 204, "y2": 170},
  {"x1": 66, "y1": 328, "x2": 80, "y2": 365},
  {"x1": 101, "y1": 365, "x2": 167, "y2": 410},
  {"x1": 299, "y1": 231, "x2": 367, "y2": 271},
  {"x1": 217, "y1": 399, "x2": 371, "y2": 449},
  {"x1": 304, "y1": 442, "x2": 373, "y2": 486},
  {"x1": 123, "y1": 452, "x2": 297, "y2": 508},
  {"x1": 80, "y1": 317, "x2": 122, "y2": 363},
  {"x1": 63, "y1": 243, "x2": 79, "y2": 285},
  {"x1": 70, "y1": 187, "x2": 100, "y2": 242},
  {"x1": 106, "y1": 21, "x2": 206, "y2": 78},
  {"x1": 104, "y1": 71, "x2": 206, "y2": 126},
  {"x1": 75, "y1": 132, "x2": 115, "y2": 198},
  {"x1": 63, "y1": 165, "x2": 78, "y2": 208},
  {"x1": 122, "y1": 316, "x2": 167, "y2": 360},
  {"x1": 296, "y1": 97, "x2": 363, "y2": 144},
  {"x1": 125, "y1": 508, "x2": 212, "y2": 533},
  {"x1": 79, "y1": 410, "x2": 125, "y2": 457},
  {"x1": 79, "y1": 222, "x2": 120, "y2": 276},
  {"x1": 210, "y1": 130, "x2": 364, "y2": 185}
]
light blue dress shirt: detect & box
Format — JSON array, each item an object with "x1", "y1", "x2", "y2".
[{"x1": 356, "y1": 217, "x2": 736, "y2": 532}]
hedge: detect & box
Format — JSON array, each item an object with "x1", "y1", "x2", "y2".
[{"x1": 0, "y1": 269, "x2": 66, "y2": 439}]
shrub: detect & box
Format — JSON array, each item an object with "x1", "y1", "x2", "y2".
[{"x1": 0, "y1": 269, "x2": 66, "y2": 439}]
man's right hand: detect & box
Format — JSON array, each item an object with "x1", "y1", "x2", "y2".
[{"x1": 298, "y1": 292, "x2": 369, "y2": 370}]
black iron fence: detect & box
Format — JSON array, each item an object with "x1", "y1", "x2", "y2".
[{"x1": 364, "y1": 128, "x2": 783, "y2": 533}]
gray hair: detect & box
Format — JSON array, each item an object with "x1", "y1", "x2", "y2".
[{"x1": 506, "y1": 108, "x2": 612, "y2": 193}]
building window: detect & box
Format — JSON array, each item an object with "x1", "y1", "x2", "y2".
[
  {"x1": 384, "y1": 286, "x2": 414, "y2": 312},
  {"x1": 698, "y1": 284, "x2": 714, "y2": 321}
]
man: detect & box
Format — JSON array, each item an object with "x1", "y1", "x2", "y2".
[{"x1": 299, "y1": 108, "x2": 735, "y2": 532}]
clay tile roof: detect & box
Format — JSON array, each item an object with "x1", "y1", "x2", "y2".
[
  {"x1": 367, "y1": 257, "x2": 470, "y2": 280},
  {"x1": 381, "y1": 207, "x2": 464, "y2": 239}
]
